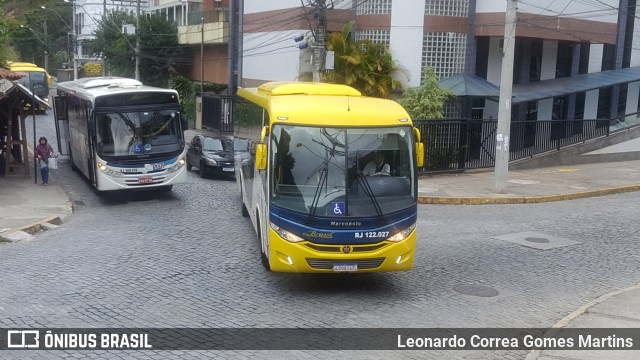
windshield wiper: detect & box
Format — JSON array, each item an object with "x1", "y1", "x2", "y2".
[
  {"x1": 357, "y1": 172, "x2": 384, "y2": 219},
  {"x1": 355, "y1": 151, "x2": 385, "y2": 222},
  {"x1": 307, "y1": 130, "x2": 345, "y2": 221}
]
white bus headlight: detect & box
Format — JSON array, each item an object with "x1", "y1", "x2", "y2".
[
  {"x1": 387, "y1": 223, "x2": 416, "y2": 242},
  {"x1": 178, "y1": 157, "x2": 185, "y2": 166},
  {"x1": 98, "y1": 163, "x2": 107, "y2": 172},
  {"x1": 270, "y1": 223, "x2": 304, "y2": 243}
]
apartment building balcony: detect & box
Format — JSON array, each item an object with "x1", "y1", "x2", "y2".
[{"x1": 178, "y1": 8, "x2": 229, "y2": 45}]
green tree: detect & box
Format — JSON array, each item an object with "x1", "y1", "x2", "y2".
[
  {"x1": 93, "y1": 11, "x2": 182, "y2": 87},
  {"x1": 398, "y1": 67, "x2": 455, "y2": 119},
  {"x1": 6, "y1": 3, "x2": 73, "y2": 70},
  {"x1": 0, "y1": 0, "x2": 8, "y2": 65},
  {"x1": 323, "y1": 21, "x2": 404, "y2": 99}
]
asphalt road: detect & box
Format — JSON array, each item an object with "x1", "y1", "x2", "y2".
[{"x1": 2, "y1": 113, "x2": 639, "y2": 359}]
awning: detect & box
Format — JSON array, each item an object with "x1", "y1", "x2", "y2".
[
  {"x1": 512, "y1": 67, "x2": 640, "y2": 104},
  {"x1": 439, "y1": 74, "x2": 500, "y2": 98}
]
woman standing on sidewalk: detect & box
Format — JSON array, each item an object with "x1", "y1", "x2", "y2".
[{"x1": 35, "y1": 136, "x2": 54, "y2": 186}]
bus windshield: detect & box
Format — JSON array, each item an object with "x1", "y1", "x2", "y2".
[
  {"x1": 17, "y1": 72, "x2": 48, "y2": 98},
  {"x1": 95, "y1": 109, "x2": 183, "y2": 157},
  {"x1": 270, "y1": 125, "x2": 415, "y2": 217}
]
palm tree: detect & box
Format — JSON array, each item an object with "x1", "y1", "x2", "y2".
[{"x1": 323, "y1": 22, "x2": 404, "y2": 99}]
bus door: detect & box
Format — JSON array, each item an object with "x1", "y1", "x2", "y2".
[
  {"x1": 87, "y1": 109, "x2": 98, "y2": 186},
  {"x1": 53, "y1": 96, "x2": 70, "y2": 156}
]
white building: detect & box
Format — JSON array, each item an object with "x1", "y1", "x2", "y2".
[
  {"x1": 241, "y1": 0, "x2": 640, "y2": 126},
  {"x1": 73, "y1": 0, "x2": 146, "y2": 64}
]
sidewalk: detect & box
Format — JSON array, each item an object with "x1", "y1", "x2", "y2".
[
  {"x1": 0, "y1": 174, "x2": 72, "y2": 242},
  {"x1": 418, "y1": 159, "x2": 640, "y2": 204},
  {"x1": 527, "y1": 284, "x2": 640, "y2": 360}
]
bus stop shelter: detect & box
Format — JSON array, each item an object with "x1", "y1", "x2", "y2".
[{"x1": 0, "y1": 77, "x2": 50, "y2": 177}]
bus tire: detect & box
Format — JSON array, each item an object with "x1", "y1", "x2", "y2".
[
  {"x1": 240, "y1": 186, "x2": 249, "y2": 217},
  {"x1": 257, "y1": 217, "x2": 271, "y2": 271}
]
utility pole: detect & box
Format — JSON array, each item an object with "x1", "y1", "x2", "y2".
[
  {"x1": 43, "y1": 19, "x2": 49, "y2": 74},
  {"x1": 227, "y1": 0, "x2": 239, "y2": 96},
  {"x1": 200, "y1": 16, "x2": 204, "y2": 94},
  {"x1": 312, "y1": 0, "x2": 326, "y2": 83},
  {"x1": 135, "y1": 0, "x2": 141, "y2": 80},
  {"x1": 72, "y1": 1, "x2": 78, "y2": 80},
  {"x1": 494, "y1": 0, "x2": 517, "y2": 193}
]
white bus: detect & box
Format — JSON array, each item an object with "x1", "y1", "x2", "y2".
[{"x1": 54, "y1": 77, "x2": 188, "y2": 193}]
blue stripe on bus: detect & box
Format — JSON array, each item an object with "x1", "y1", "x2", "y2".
[
  {"x1": 106, "y1": 157, "x2": 178, "y2": 168},
  {"x1": 269, "y1": 206, "x2": 417, "y2": 245}
]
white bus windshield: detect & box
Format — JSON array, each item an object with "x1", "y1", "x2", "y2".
[
  {"x1": 270, "y1": 125, "x2": 416, "y2": 217},
  {"x1": 95, "y1": 109, "x2": 183, "y2": 156}
]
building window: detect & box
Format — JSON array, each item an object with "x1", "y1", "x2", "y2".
[
  {"x1": 355, "y1": 30, "x2": 390, "y2": 46},
  {"x1": 422, "y1": 32, "x2": 467, "y2": 81},
  {"x1": 425, "y1": 0, "x2": 468, "y2": 17},
  {"x1": 356, "y1": 0, "x2": 391, "y2": 15}
]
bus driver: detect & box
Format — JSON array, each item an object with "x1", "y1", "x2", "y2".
[{"x1": 362, "y1": 151, "x2": 390, "y2": 176}]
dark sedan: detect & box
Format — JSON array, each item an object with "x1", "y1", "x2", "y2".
[{"x1": 187, "y1": 135, "x2": 235, "y2": 177}]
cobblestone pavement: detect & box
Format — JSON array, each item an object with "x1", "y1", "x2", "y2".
[{"x1": 1, "y1": 113, "x2": 639, "y2": 359}]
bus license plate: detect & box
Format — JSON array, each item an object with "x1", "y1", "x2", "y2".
[
  {"x1": 223, "y1": 167, "x2": 234, "y2": 172},
  {"x1": 138, "y1": 177, "x2": 153, "y2": 184},
  {"x1": 333, "y1": 264, "x2": 357, "y2": 272}
]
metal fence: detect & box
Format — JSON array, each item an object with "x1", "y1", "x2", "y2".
[
  {"x1": 414, "y1": 117, "x2": 618, "y2": 173},
  {"x1": 202, "y1": 94, "x2": 234, "y2": 133}
]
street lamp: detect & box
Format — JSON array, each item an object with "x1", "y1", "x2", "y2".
[
  {"x1": 41, "y1": 6, "x2": 72, "y2": 30},
  {"x1": 63, "y1": 0, "x2": 79, "y2": 80},
  {"x1": 20, "y1": 24, "x2": 48, "y2": 72}
]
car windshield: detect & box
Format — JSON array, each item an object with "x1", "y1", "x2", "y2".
[
  {"x1": 95, "y1": 109, "x2": 183, "y2": 156},
  {"x1": 233, "y1": 139, "x2": 249, "y2": 152},
  {"x1": 270, "y1": 125, "x2": 416, "y2": 217},
  {"x1": 203, "y1": 138, "x2": 232, "y2": 152}
]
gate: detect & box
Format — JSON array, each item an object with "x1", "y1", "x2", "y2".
[{"x1": 201, "y1": 94, "x2": 234, "y2": 133}]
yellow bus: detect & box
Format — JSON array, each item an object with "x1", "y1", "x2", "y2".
[
  {"x1": 6, "y1": 62, "x2": 51, "y2": 111},
  {"x1": 235, "y1": 82, "x2": 424, "y2": 273}
]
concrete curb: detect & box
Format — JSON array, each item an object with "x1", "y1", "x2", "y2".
[
  {"x1": 418, "y1": 183, "x2": 640, "y2": 205},
  {"x1": 525, "y1": 283, "x2": 640, "y2": 360},
  {"x1": 0, "y1": 215, "x2": 65, "y2": 243}
]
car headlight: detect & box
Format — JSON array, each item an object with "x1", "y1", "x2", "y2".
[
  {"x1": 387, "y1": 223, "x2": 416, "y2": 242},
  {"x1": 206, "y1": 158, "x2": 217, "y2": 165},
  {"x1": 270, "y1": 223, "x2": 305, "y2": 243}
]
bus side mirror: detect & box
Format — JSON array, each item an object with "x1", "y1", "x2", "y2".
[
  {"x1": 181, "y1": 115, "x2": 188, "y2": 130},
  {"x1": 88, "y1": 113, "x2": 95, "y2": 134},
  {"x1": 256, "y1": 144, "x2": 268, "y2": 170},
  {"x1": 416, "y1": 142, "x2": 424, "y2": 168},
  {"x1": 413, "y1": 127, "x2": 421, "y2": 142},
  {"x1": 260, "y1": 126, "x2": 269, "y2": 143}
]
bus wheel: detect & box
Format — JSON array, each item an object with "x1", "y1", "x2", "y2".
[
  {"x1": 257, "y1": 218, "x2": 271, "y2": 271},
  {"x1": 240, "y1": 186, "x2": 249, "y2": 217}
]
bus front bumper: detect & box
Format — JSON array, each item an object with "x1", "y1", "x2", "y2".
[{"x1": 268, "y1": 227, "x2": 416, "y2": 273}]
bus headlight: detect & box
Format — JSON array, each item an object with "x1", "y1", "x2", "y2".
[
  {"x1": 179, "y1": 157, "x2": 185, "y2": 166},
  {"x1": 270, "y1": 223, "x2": 304, "y2": 243},
  {"x1": 98, "y1": 163, "x2": 107, "y2": 172},
  {"x1": 387, "y1": 223, "x2": 416, "y2": 242}
]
